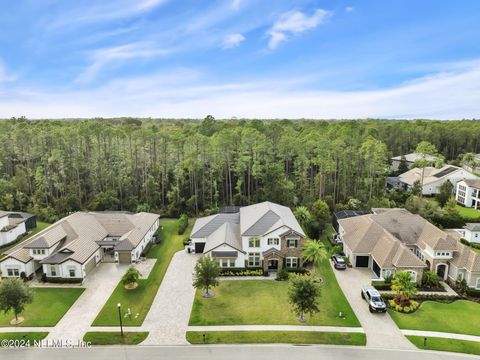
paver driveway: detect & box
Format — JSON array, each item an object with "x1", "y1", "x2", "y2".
[
  {"x1": 140, "y1": 250, "x2": 199, "y2": 345},
  {"x1": 331, "y1": 264, "x2": 415, "y2": 349},
  {"x1": 45, "y1": 263, "x2": 128, "y2": 343}
]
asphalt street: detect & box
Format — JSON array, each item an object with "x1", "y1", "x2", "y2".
[{"x1": 1, "y1": 345, "x2": 476, "y2": 360}]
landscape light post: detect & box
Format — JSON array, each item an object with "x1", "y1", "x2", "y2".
[{"x1": 117, "y1": 303, "x2": 124, "y2": 337}]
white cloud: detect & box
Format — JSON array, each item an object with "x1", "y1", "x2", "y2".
[
  {"x1": 0, "y1": 62, "x2": 16, "y2": 83},
  {"x1": 76, "y1": 43, "x2": 172, "y2": 84},
  {"x1": 267, "y1": 9, "x2": 332, "y2": 49},
  {"x1": 222, "y1": 33, "x2": 246, "y2": 49},
  {"x1": 2, "y1": 61, "x2": 480, "y2": 120},
  {"x1": 232, "y1": 0, "x2": 242, "y2": 10},
  {"x1": 345, "y1": 6, "x2": 354, "y2": 12}
]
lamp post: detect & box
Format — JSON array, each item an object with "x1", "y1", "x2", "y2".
[{"x1": 117, "y1": 303, "x2": 124, "y2": 337}]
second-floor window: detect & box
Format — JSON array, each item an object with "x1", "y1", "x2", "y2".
[
  {"x1": 287, "y1": 239, "x2": 298, "y2": 248},
  {"x1": 248, "y1": 237, "x2": 260, "y2": 247},
  {"x1": 267, "y1": 238, "x2": 279, "y2": 245}
]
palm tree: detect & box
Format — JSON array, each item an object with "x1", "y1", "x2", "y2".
[
  {"x1": 294, "y1": 206, "x2": 312, "y2": 229},
  {"x1": 391, "y1": 272, "x2": 418, "y2": 306},
  {"x1": 302, "y1": 240, "x2": 328, "y2": 276}
]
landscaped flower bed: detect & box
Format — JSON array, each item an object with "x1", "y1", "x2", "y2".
[{"x1": 219, "y1": 268, "x2": 266, "y2": 277}]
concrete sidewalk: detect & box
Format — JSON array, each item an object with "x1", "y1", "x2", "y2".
[{"x1": 402, "y1": 329, "x2": 480, "y2": 342}]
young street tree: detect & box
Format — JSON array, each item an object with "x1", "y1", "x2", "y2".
[
  {"x1": 0, "y1": 278, "x2": 33, "y2": 324},
  {"x1": 193, "y1": 256, "x2": 220, "y2": 297},
  {"x1": 122, "y1": 267, "x2": 141, "y2": 289},
  {"x1": 288, "y1": 275, "x2": 320, "y2": 322}
]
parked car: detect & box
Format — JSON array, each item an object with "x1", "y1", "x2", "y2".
[
  {"x1": 331, "y1": 254, "x2": 347, "y2": 270},
  {"x1": 361, "y1": 285, "x2": 387, "y2": 313}
]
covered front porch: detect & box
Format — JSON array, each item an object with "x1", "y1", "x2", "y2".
[{"x1": 262, "y1": 248, "x2": 285, "y2": 272}]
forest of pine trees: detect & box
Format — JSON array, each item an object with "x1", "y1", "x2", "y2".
[{"x1": 1, "y1": 116, "x2": 480, "y2": 222}]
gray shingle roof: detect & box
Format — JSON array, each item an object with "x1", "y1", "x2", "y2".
[
  {"x1": 191, "y1": 213, "x2": 240, "y2": 238},
  {"x1": 242, "y1": 210, "x2": 280, "y2": 236}
]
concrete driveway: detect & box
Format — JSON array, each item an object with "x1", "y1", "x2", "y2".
[
  {"x1": 331, "y1": 264, "x2": 415, "y2": 349},
  {"x1": 141, "y1": 250, "x2": 199, "y2": 345},
  {"x1": 45, "y1": 262, "x2": 128, "y2": 343}
]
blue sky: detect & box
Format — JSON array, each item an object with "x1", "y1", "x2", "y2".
[{"x1": 0, "y1": 0, "x2": 480, "y2": 119}]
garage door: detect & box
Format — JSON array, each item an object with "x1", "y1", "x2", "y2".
[
  {"x1": 195, "y1": 242, "x2": 205, "y2": 253},
  {"x1": 84, "y1": 256, "x2": 97, "y2": 275},
  {"x1": 372, "y1": 259, "x2": 381, "y2": 277},
  {"x1": 355, "y1": 255, "x2": 369, "y2": 267},
  {"x1": 118, "y1": 252, "x2": 132, "y2": 264}
]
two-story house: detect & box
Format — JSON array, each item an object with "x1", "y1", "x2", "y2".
[
  {"x1": 0, "y1": 211, "x2": 36, "y2": 247},
  {"x1": 190, "y1": 201, "x2": 306, "y2": 272},
  {"x1": 338, "y1": 208, "x2": 480, "y2": 289},
  {"x1": 456, "y1": 179, "x2": 480, "y2": 209}
]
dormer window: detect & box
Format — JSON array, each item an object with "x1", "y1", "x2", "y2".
[{"x1": 32, "y1": 249, "x2": 46, "y2": 255}]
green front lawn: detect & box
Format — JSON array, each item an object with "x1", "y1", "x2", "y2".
[
  {"x1": 186, "y1": 331, "x2": 366, "y2": 345},
  {"x1": 92, "y1": 218, "x2": 193, "y2": 326},
  {"x1": 389, "y1": 300, "x2": 480, "y2": 336},
  {"x1": 407, "y1": 336, "x2": 480, "y2": 356},
  {"x1": 189, "y1": 245, "x2": 359, "y2": 327},
  {"x1": 0, "y1": 332, "x2": 48, "y2": 342},
  {"x1": 456, "y1": 205, "x2": 480, "y2": 219},
  {"x1": 0, "y1": 287, "x2": 84, "y2": 326},
  {"x1": 83, "y1": 331, "x2": 149, "y2": 345}
]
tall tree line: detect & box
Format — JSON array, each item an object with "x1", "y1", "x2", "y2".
[{"x1": 1, "y1": 117, "x2": 479, "y2": 221}]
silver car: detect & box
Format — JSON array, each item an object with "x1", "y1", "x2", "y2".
[{"x1": 361, "y1": 285, "x2": 387, "y2": 313}]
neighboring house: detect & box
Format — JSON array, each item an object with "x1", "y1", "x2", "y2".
[
  {"x1": 388, "y1": 165, "x2": 478, "y2": 195},
  {"x1": 390, "y1": 153, "x2": 437, "y2": 172},
  {"x1": 452, "y1": 223, "x2": 480, "y2": 243},
  {"x1": 0, "y1": 211, "x2": 159, "y2": 280},
  {"x1": 456, "y1": 179, "x2": 480, "y2": 209},
  {"x1": 338, "y1": 208, "x2": 480, "y2": 289},
  {"x1": 190, "y1": 201, "x2": 306, "y2": 272},
  {"x1": 0, "y1": 211, "x2": 36, "y2": 247},
  {"x1": 461, "y1": 153, "x2": 480, "y2": 173}
]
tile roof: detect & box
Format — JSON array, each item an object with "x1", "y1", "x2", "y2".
[
  {"x1": 2, "y1": 211, "x2": 159, "y2": 265},
  {"x1": 339, "y1": 208, "x2": 459, "y2": 269},
  {"x1": 398, "y1": 165, "x2": 464, "y2": 186}
]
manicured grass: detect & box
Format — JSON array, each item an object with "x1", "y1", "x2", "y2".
[
  {"x1": 189, "y1": 226, "x2": 359, "y2": 327},
  {"x1": 455, "y1": 205, "x2": 480, "y2": 218},
  {"x1": 92, "y1": 218, "x2": 193, "y2": 326},
  {"x1": 0, "y1": 288, "x2": 84, "y2": 327},
  {"x1": 407, "y1": 335, "x2": 480, "y2": 356},
  {"x1": 0, "y1": 221, "x2": 51, "y2": 257},
  {"x1": 389, "y1": 300, "x2": 480, "y2": 336},
  {"x1": 0, "y1": 332, "x2": 48, "y2": 342},
  {"x1": 186, "y1": 331, "x2": 366, "y2": 345},
  {"x1": 83, "y1": 331, "x2": 149, "y2": 345}
]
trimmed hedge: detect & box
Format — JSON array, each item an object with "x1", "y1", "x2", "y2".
[
  {"x1": 177, "y1": 214, "x2": 189, "y2": 235},
  {"x1": 467, "y1": 288, "x2": 480, "y2": 298},
  {"x1": 286, "y1": 267, "x2": 310, "y2": 275},
  {"x1": 381, "y1": 293, "x2": 458, "y2": 302},
  {"x1": 219, "y1": 268, "x2": 265, "y2": 277}
]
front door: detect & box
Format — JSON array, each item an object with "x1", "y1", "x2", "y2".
[{"x1": 268, "y1": 259, "x2": 279, "y2": 271}]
